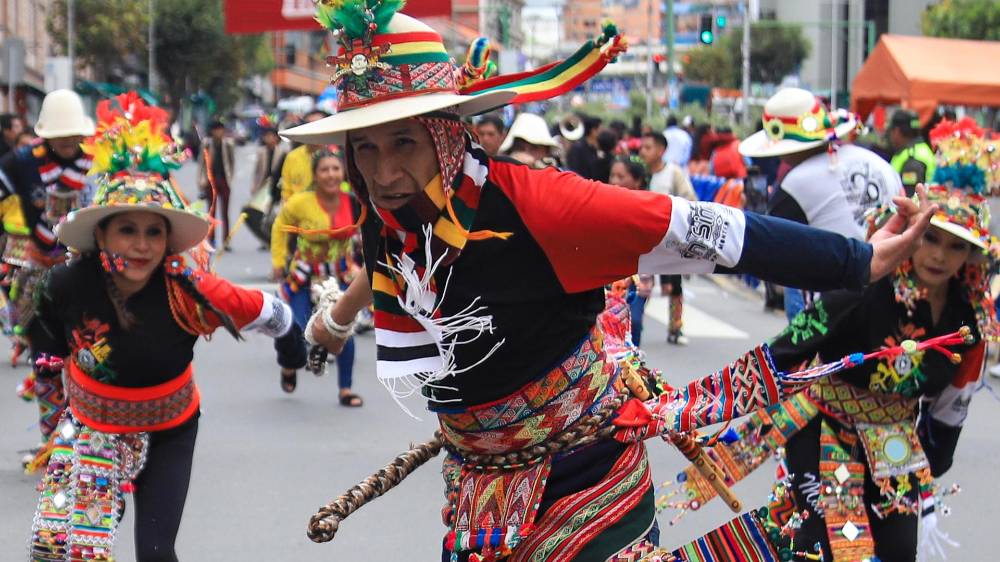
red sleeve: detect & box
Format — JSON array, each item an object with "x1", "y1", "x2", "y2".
[
  {"x1": 928, "y1": 341, "x2": 985, "y2": 428},
  {"x1": 489, "y1": 161, "x2": 673, "y2": 292},
  {"x1": 951, "y1": 341, "x2": 985, "y2": 388},
  {"x1": 191, "y1": 271, "x2": 266, "y2": 330}
]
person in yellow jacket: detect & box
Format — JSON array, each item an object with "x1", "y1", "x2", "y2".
[
  {"x1": 1, "y1": 195, "x2": 35, "y2": 395},
  {"x1": 889, "y1": 109, "x2": 936, "y2": 196},
  {"x1": 279, "y1": 110, "x2": 330, "y2": 202},
  {"x1": 271, "y1": 148, "x2": 363, "y2": 406}
]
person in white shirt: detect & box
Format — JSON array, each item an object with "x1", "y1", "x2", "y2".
[
  {"x1": 641, "y1": 132, "x2": 696, "y2": 200},
  {"x1": 740, "y1": 88, "x2": 903, "y2": 321},
  {"x1": 662, "y1": 115, "x2": 693, "y2": 168},
  {"x1": 640, "y1": 132, "x2": 698, "y2": 344}
]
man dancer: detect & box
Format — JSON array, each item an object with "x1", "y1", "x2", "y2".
[
  {"x1": 640, "y1": 132, "x2": 696, "y2": 344},
  {"x1": 285, "y1": 4, "x2": 934, "y2": 560},
  {"x1": 0, "y1": 89, "x2": 95, "y2": 463}
]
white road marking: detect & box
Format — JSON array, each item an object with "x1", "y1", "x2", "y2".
[{"x1": 644, "y1": 295, "x2": 749, "y2": 340}]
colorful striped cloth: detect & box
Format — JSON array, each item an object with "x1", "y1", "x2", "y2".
[
  {"x1": 671, "y1": 511, "x2": 779, "y2": 562},
  {"x1": 368, "y1": 121, "x2": 505, "y2": 416},
  {"x1": 460, "y1": 22, "x2": 627, "y2": 104}
]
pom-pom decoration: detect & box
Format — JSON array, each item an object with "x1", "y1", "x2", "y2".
[
  {"x1": 929, "y1": 117, "x2": 1000, "y2": 196},
  {"x1": 83, "y1": 91, "x2": 184, "y2": 176}
]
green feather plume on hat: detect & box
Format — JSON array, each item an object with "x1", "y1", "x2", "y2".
[{"x1": 315, "y1": 0, "x2": 406, "y2": 39}]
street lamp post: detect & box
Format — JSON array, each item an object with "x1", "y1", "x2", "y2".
[
  {"x1": 67, "y1": 0, "x2": 75, "y2": 88},
  {"x1": 645, "y1": 0, "x2": 654, "y2": 120},
  {"x1": 741, "y1": 0, "x2": 751, "y2": 125},
  {"x1": 149, "y1": 0, "x2": 157, "y2": 94}
]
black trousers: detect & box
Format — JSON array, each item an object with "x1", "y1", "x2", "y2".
[
  {"x1": 132, "y1": 418, "x2": 199, "y2": 562},
  {"x1": 660, "y1": 274, "x2": 683, "y2": 296}
]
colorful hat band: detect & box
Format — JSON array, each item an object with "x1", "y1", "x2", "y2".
[
  {"x1": 96, "y1": 174, "x2": 190, "y2": 212},
  {"x1": 762, "y1": 102, "x2": 835, "y2": 143},
  {"x1": 927, "y1": 186, "x2": 991, "y2": 244},
  {"x1": 330, "y1": 31, "x2": 458, "y2": 111}
]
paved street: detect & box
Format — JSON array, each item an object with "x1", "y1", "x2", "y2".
[{"x1": 2, "y1": 147, "x2": 1000, "y2": 560}]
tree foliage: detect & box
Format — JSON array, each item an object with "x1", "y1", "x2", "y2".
[
  {"x1": 682, "y1": 21, "x2": 810, "y2": 88},
  {"x1": 153, "y1": 0, "x2": 272, "y2": 111},
  {"x1": 47, "y1": 0, "x2": 273, "y2": 111},
  {"x1": 47, "y1": 0, "x2": 149, "y2": 80},
  {"x1": 682, "y1": 43, "x2": 734, "y2": 88},
  {"x1": 922, "y1": 0, "x2": 1000, "y2": 41}
]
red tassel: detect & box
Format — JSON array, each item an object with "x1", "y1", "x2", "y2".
[{"x1": 612, "y1": 398, "x2": 652, "y2": 427}]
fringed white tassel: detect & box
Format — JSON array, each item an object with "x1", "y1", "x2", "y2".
[
  {"x1": 918, "y1": 512, "x2": 959, "y2": 562},
  {"x1": 378, "y1": 225, "x2": 505, "y2": 419},
  {"x1": 918, "y1": 490, "x2": 958, "y2": 562}
]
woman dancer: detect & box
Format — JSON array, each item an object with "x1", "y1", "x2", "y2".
[
  {"x1": 669, "y1": 186, "x2": 993, "y2": 562},
  {"x1": 271, "y1": 148, "x2": 363, "y2": 405},
  {"x1": 27, "y1": 93, "x2": 306, "y2": 562}
]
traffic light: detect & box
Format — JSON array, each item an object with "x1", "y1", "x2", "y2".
[
  {"x1": 716, "y1": 14, "x2": 727, "y2": 29},
  {"x1": 699, "y1": 13, "x2": 714, "y2": 45}
]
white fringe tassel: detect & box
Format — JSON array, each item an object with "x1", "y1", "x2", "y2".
[
  {"x1": 918, "y1": 510, "x2": 959, "y2": 562},
  {"x1": 378, "y1": 225, "x2": 505, "y2": 419}
]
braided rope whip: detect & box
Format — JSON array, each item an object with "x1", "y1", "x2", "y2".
[
  {"x1": 307, "y1": 433, "x2": 445, "y2": 543},
  {"x1": 305, "y1": 394, "x2": 629, "y2": 543}
]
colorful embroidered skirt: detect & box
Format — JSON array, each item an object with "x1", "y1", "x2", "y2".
[
  {"x1": 435, "y1": 328, "x2": 657, "y2": 561},
  {"x1": 30, "y1": 412, "x2": 148, "y2": 562}
]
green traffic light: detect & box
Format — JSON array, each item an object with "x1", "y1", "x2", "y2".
[
  {"x1": 700, "y1": 30, "x2": 714, "y2": 44},
  {"x1": 716, "y1": 15, "x2": 727, "y2": 28}
]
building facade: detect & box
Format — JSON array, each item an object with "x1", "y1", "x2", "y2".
[
  {"x1": 1, "y1": 0, "x2": 58, "y2": 119},
  {"x1": 758, "y1": 0, "x2": 936, "y2": 107}
]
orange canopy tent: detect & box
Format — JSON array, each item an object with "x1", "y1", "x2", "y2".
[{"x1": 851, "y1": 34, "x2": 1000, "y2": 124}]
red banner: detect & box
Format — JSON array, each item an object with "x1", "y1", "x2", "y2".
[{"x1": 225, "y1": 0, "x2": 453, "y2": 34}]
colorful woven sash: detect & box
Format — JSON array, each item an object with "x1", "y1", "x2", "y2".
[
  {"x1": 669, "y1": 510, "x2": 781, "y2": 562},
  {"x1": 667, "y1": 392, "x2": 819, "y2": 514},
  {"x1": 817, "y1": 420, "x2": 877, "y2": 561},
  {"x1": 809, "y1": 376, "x2": 916, "y2": 425},
  {"x1": 509, "y1": 442, "x2": 653, "y2": 562},
  {"x1": 437, "y1": 328, "x2": 622, "y2": 561},
  {"x1": 435, "y1": 328, "x2": 614, "y2": 453},
  {"x1": 66, "y1": 360, "x2": 199, "y2": 433}
]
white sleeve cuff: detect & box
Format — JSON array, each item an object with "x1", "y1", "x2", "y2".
[
  {"x1": 244, "y1": 291, "x2": 294, "y2": 338},
  {"x1": 637, "y1": 198, "x2": 746, "y2": 274}
]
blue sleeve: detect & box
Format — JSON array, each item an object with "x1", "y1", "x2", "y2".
[{"x1": 715, "y1": 212, "x2": 872, "y2": 291}]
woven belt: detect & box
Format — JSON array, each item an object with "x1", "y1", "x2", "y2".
[
  {"x1": 66, "y1": 361, "x2": 199, "y2": 433},
  {"x1": 808, "y1": 376, "x2": 916, "y2": 426}
]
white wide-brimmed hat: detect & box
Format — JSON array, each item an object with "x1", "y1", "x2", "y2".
[
  {"x1": 57, "y1": 178, "x2": 210, "y2": 253},
  {"x1": 739, "y1": 88, "x2": 857, "y2": 158},
  {"x1": 499, "y1": 113, "x2": 559, "y2": 153},
  {"x1": 34, "y1": 89, "x2": 96, "y2": 139},
  {"x1": 281, "y1": 11, "x2": 513, "y2": 146}
]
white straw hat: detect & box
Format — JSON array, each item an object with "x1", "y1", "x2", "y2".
[
  {"x1": 739, "y1": 88, "x2": 857, "y2": 158},
  {"x1": 34, "y1": 89, "x2": 96, "y2": 139},
  {"x1": 499, "y1": 113, "x2": 559, "y2": 153}
]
